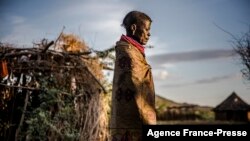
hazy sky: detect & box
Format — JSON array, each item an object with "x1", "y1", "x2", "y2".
[{"x1": 1, "y1": 0, "x2": 250, "y2": 107}]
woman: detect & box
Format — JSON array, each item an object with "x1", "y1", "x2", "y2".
[{"x1": 110, "y1": 10, "x2": 156, "y2": 141}]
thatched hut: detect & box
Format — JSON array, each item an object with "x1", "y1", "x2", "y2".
[
  {"x1": 0, "y1": 34, "x2": 112, "y2": 141},
  {"x1": 213, "y1": 92, "x2": 250, "y2": 122}
]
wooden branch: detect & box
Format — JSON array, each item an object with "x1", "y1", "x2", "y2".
[
  {"x1": 102, "y1": 65, "x2": 114, "y2": 71},
  {"x1": 2, "y1": 51, "x2": 38, "y2": 58},
  {"x1": 1, "y1": 49, "x2": 92, "y2": 59},
  {"x1": 64, "y1": 51, "x2": 92, "y2": 56},
  {"x1": 0, "y1": 47, "x2": 34, "y2": 53},
  {"x1": 53, "y1": 26, "x2": 65, "y2": 49},
  {"x1": 0, "y1": 83, "x2": 39, "y2": 91},
  {"x1": 0, "y1": 83, "x2": 75, "y2": 96},
  {"x1": 84, "y1": 67, "x2": 107, "y2": 94},
  {"x1": 15, "y1": 91, "x2": 29, "y2": 141},
  {"x1": 41, "y1": 41, "x2": 54, "y2": 53}
]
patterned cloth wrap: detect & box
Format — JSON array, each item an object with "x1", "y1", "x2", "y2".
[{"x1": 110, "y1": 35, "x2": 156, "y2": 141}]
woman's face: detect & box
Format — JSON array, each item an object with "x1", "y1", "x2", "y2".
[{"x1": 134, "y1": 20, "x2": 151, "y2": 45}]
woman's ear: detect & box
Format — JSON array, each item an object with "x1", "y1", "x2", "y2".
[{"x1": 130, "y1": 24, "x2": 137, "y2": 35}]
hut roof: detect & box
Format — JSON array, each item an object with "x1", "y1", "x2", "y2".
[{"x1": 213, "y1": 92, "x2": 250, "y2": 111}]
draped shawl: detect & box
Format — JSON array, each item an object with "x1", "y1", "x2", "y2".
[{"x1": 110, "y1": 35, "x2": 156, "y2": 140}]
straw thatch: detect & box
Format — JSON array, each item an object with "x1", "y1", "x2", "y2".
[{"x1": 0, "y1": 33, "x2": 112, "y2": 141}]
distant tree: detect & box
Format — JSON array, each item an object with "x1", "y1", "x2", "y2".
[
  {"x1": 233, "y1": 28, "x2": 250, "y2": 82},
  {"x1": 215, "y1": 23, "x2": 250, "y2": 82}
]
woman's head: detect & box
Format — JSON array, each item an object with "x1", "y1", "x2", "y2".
[{"x1": 122, "y1": 11, "x2": 152, "y2": 45}]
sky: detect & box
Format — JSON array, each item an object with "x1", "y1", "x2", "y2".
[{"x1": 0, "y1": 0, "x2": 250, "y2": 107}]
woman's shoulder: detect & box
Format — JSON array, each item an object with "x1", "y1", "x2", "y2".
[
  {"x1": 115, "y1": 41, "x2": 134, "y2": 56},
  {"x1": 115, "y1": 40, "x2": 131, "y2": 51},
  {"x1": 116, "y1": 40, "x2": 130, "y2": 47}
]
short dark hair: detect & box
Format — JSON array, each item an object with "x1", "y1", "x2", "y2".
[{"x1": 122, "y1": 11, "x2": 152, "y2": 30}]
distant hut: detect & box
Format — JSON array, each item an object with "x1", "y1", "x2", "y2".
[{"x1": 213, "y1": 92, "x2": 250, "y2": 122}]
